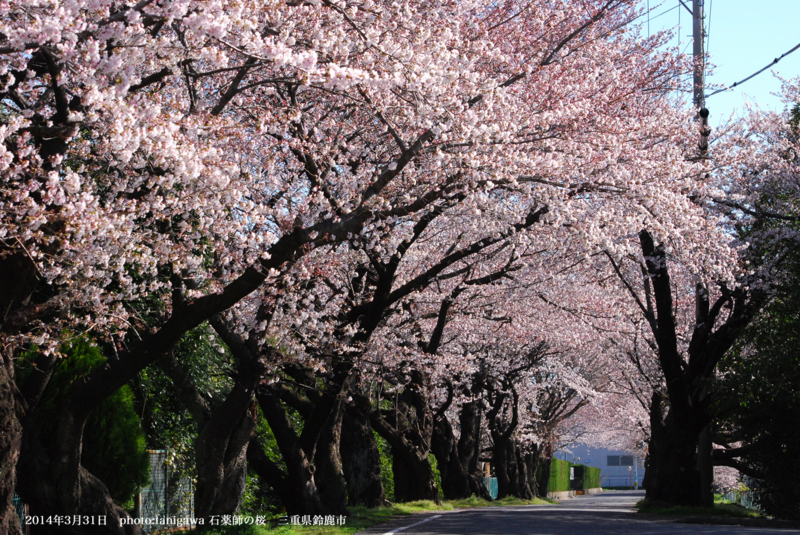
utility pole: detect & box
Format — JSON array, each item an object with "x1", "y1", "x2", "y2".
[
  {"x1": 692, "y1": 0, "x2": 710, "y2": 153},
  {"x1": 692, "y1": 0, "x2": 714, "y2": 509}
]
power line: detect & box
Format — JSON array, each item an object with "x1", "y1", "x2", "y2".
[
  {"x1": 650, "y1": 4, "x2": 679, "y2": 22},
  {"x1": 706, "y1": 41, "x2": 800, "y2": 98},
  {"x1": 630, "y1": 3, "x2": 680, "y2": 28},
  {"x1": 706, "y1": 0, "x2": 712, "y2": 58}
]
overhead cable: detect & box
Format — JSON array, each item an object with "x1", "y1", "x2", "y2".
[{"x1": 706, "y1": 41, "x2": 800, "y2": 98}]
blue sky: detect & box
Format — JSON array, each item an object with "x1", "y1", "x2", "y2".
[{"x1": 641, "y1": 0, "x2": 800, "y2": 127}]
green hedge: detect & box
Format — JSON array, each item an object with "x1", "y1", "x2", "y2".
[
  {"x1": 583, "y1": 465, "x2": 601, "y2": 489},
  {"x1": 547, "y1": 459, "x2": 572, "y2": 492},
  {"x1": 546, "y1": 459, "x2": 602, "y2": 492}
]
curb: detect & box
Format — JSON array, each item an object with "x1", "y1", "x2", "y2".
[{"x1": 673, "y1": 515, "x2": 800, "y2": 530}]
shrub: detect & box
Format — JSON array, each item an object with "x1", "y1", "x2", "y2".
[{"x1": 21, "y1": 338, "x2": 150, "y2": 505}]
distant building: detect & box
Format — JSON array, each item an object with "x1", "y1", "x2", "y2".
[{"x1": 554, "y1": 444, "x2": 645, "y2": 489}]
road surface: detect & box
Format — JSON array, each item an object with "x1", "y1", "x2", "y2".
[{"x1": 356, "y1": 491, "x2": 799, "y2": 534}]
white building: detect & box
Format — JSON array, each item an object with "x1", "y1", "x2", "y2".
[{"x1": 554, "y1": 443, "x2": 646, "y2": 489}]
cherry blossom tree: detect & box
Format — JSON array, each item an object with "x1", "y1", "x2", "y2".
[
  {"x1": 588, "y1": 79, "x2": 800, "y2": 506},
  {"x1": 1, "y1": 0, "x2": 732, "y2": 527}
]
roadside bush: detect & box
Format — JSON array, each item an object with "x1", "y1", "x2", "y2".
[
  {"x1": 583, "y1": 466, "x2": 601, "y2": 489},
  {"x1": 546, "y1": 459, "x2": 599, "y2": 492},
  {"x1": 19, "y1": 338, "x2": 150, "y2": 505},
  {"x1": 547, "y1": 459, "x2": 571, "y2": 492}
]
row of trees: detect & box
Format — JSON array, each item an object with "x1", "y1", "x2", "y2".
[{"x1": 2, "y1": 0, "x2": 800, "y2": 532}]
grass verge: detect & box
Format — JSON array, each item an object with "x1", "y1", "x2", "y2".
[
  {"x1": 635, "y1": 499, "x2": 761, "y2": 518},
  {"x1": 187, "y1": 496, "x2": 552, "y2": 535}
]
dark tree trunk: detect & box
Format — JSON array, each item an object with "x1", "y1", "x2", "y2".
[
  {"x1": 158, "y1": 319, "x2": 266, "y2": 523},
  {"x1": 18, "y1": 419, "x2": 140, "y2": 535},
  {"x1": 256, "y1": 387, "x2": 328, "y2": 516},
  {"x1": 493, "y1": 435, "x2": 512, "y2": 499},
  {"x1": 457, "y1": 401, "x2": 491, "y2": 500},
  {"x1": 313, "y1": 397, "x2": 348, "y2": 515},
  {"x1": 487, "y1": 387, "x2": 520, "y2": 500},
  {"x1": 16, "y1": 372, "x2": 141, "y2": 535},
  {"x1": 0, "y1": 359, "x2": 22, "y2": 535},
  {"x1": 697, "y1": 424, "x2": 714, "y2": 507},
  {"x1": 390, "y1": 446, "x2": 439, "y2": 503},
  {"x1": 514, "y1": 444, "x2": 533, "y2": 500},
  {"x1": 632, "y1": 230, "x2": 764, "y2": 507},
  {"x1": 646, "y1": 428, "x2": 701, "y2": 505},
  {"x1": 537, "y1": 452, "x2": 553, "y2": 498},
  {"x1": 370, "y1": 410, "x2": 439, "y2": 504},
  {"x1": 340, "y1": 410, "x2": 385, "y2": 507},
  {"x1": 194, "y1": 404, "x2": 257, "y2": 520},
  {"x1": 500, "y1": 439, "x2": 523, "y2": 498},
  {"x1": 645, "y1": 393, "x2": 702, "y2": 505},
  {"x1": 1, "y1": 253, "x2": 41, "y2": 535},
  {"x1": 246, "y1": 436, "x2": 299, "y2": 511},
  {"x1": 493, "y1": 437, "x2": 532, "y2": 499},
  {"x1": 431, "y1": 415, "x2": 472, "y2": 500},
  {"x1": 368, "y1": 368, "x2": 439, "y2": 504},
  {"x1": 525, "y1": 446, "x2": 543, "y2": 498},
  {"x1": 248, "y1": 361, "x2": 355, "y2": 516}
]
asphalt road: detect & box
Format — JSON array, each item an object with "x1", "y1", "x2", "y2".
[{"x1": 356, "y1": 491, "x2": 800, "y2": 535}]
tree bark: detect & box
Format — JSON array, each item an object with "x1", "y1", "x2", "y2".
[
  {"x1": 633, "y1": 231, "x2": 764, "y2": 507},
  {"x1": 0, "y1": 359, "x2": 22, "y2": 535},
  {"x1": 16, "y1": 375, "x2": 141, "y2": 535},
  {"x1": 431, "y1": 415, "x2": 472, "y2": 500},
  {"x1": 487, "y1": 386, "x2": 521, "y2": 499},
  {"x1": 493, "y1": 434, "x2": 512, "y2": 499},
  {"x1": 256, "y1": 386, "x2": 328, "y2": 515},
  {"x1": 340, "y1": 408, "x2": 385, "y2": 507},
  {"x1": 457, "y1": 401, "x2": 492, "y2": 499},
  {"x1": 370, "y1": 411, "x2": 439, "y2": 503},
  {"x1": 525, "y1": 446, "x2": 543, "y2": 498},
  {"x1": 390, "y1": 446, "x2": 439, "y2": 503},
  {"x1": 537, "y1": 448, "x2": 553, "y2": 498},
  {"x1": 158, "y1": 325, "x2": 265, "y2": 523},
  {"x1": 312, "y1": 397, "x2": 348, "y2": 515},
  {"x1": 514, "y1": 444, "x2": 533, "y2": 500},
  {"x1": 194, "y1": 403, "x2": 257, "y2": 520},
  {"x1": 17, "y1": 417, "x2": 140, "y2": 535},
  {"x1": 645, "y1": 392, "x2": 702, "y2": 505},
  {"x1": 697, "y1": 423, "x2": 714, "y2": 507},
  {"x1": 492, "y1": 436, "x2": 530, "y2": 499}
]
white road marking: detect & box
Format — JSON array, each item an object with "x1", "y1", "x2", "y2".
[
  {"x1": 498, "y1": 507, "x2": 636, "y2": 513},
  {"x1": 383, "y1": 514, "x2": 442, "y2": 534}
]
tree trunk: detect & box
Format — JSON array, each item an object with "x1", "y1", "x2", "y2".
[
  {"x1": 256, "y1": 387, "x2": 328, "y2": 516},
  {"x1": 370, "y1": 409, "x2": 439, "y2": 504},
  {"x1": 525, "y1": 446, "x2": 543, "y2": 498},
  {"x1": 340, "y1": 411, "x2": 385, "y2": 507},
  {"x1": 492, "y1": 437, "x2": 533, "y2": 500},
  {"x1": 431, "y1": 416, "x2": 472, "y2": 500},
  {"x1": 537, "y1": 451, "x2": 553, "y2": 498},
  {"x1": 313, "y1": 400, "x2": 348, "y2": 515},
  {"x1": 457, "y1": 401, "x2": 491, "y2": 500},
  {"x1": 634, "y1": 231, "x2": 763, "y2": 507},
  {"x1": 646, "y1": 430, "x2": 701, "y2": 505},
  {"x1": 645, "y1": 394, "x2": 702, "y2": 505},
  {"x1": 0, "y1": 360, "x2": 22, "y2": 535},
  {"x1": 697, "y1": 425, "x2": 714, "y2": 507},
  {"x1": 17, "y1": 400, "x2": 141, "y2": 535},
  {"x1": 1, "y1": 252, "x2": 43, "y2": 535},
  {"x1": 194, "y1": 404, "x2": 256, "y2": 520},
  {"x1": 390, "y1": 446, "x2": 439, "y2": 503},
  {"x1": 493, "y1": 435, "x2": 511, "y2": 499},
  {"x1": 514, "y1": 444, "x2": 533, "y2": 500},
  {"x1": 158, "y1": 332, "x2": 264, "y2": 523},
  {"x1": 246, "y1": 436, "x2": 298, "y2": 511}
]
